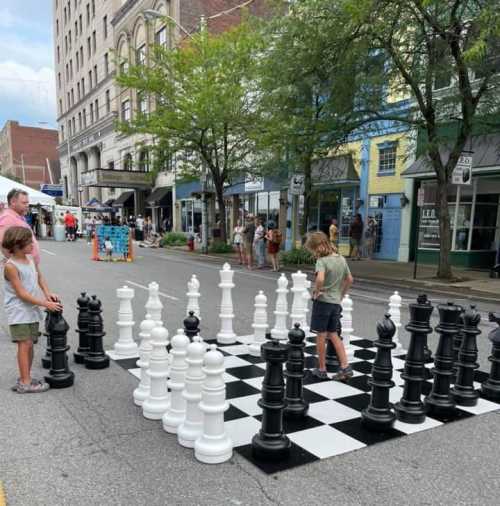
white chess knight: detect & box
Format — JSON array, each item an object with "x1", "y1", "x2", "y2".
[
  {"x1": 178, "y1": 336, "x2": 206, "y2": 448},
  {"x1": 216, "y1": 263, "x2": 236, "y2": 344},
  {"x1": 186, "y1": 274, "x2": 201, "y2": 319},
  {"x1": 145, "y1": 281, "x2": 163, "y2": 325},
  {"x1": 248, "y1": 291, "x2": 268, "y2": 356},
  {"x1": 341, "y1": 294, "x2": 355, "y2": 360},
  {"x1": 271, "y1": 273, "x2": 289, "y2": 340},
  {"x1": 290, "y1": 270, "x2": 308, "y2": 326},
  {"x1": 388, "y1": 291, "x2": 405, "y2": 354},
  {"x1": 133, "y1": 314, "x2": 156, "y2": 406},
  {"x1": 195, "y1": 344, "x2": 233, "y2": 464},
  {"x1": 142, "y1": 324, "x2": 170, "y2": 420},
  {"x1": 163, "y1": 329, "x2": 190, "y2": 434},
  {"x1": 114, "y1": 285, "x2": 138, "y2": 357}
]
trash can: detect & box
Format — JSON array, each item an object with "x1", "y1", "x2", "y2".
[{"x1": 54, "y1": 224, "x2": 66, "y2": 242}]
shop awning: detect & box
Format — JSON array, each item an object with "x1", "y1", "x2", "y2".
[
  {"x1": 176, "y1": 181, "x2": 202, "y2": 200},
  {"x1": 402, "y1": 133, "x2": 500, "y2": 178},
  {"x1": 113, "y1": 190, "x2": 134, "y2": 207},
  {"x1": 311, "y1": 155, "x2": 359, "y2": 185},
  {"x1": 146, "y1": 186, "x2": 171, "y2": 206}
]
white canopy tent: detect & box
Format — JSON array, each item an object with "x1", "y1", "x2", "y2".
[{"x1": 0, "y1": 175, "x2": 55, "y2": 206}]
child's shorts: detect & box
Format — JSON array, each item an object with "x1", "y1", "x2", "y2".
[
  {"x1": 9, "y1": 322, "x2": 41, "y2": 343},
  {"x1": 310, "y1": 300, "x2": 341, "y2": 334}
]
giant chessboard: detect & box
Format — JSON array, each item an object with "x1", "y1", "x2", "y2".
[{"x1": 109, "y1": 335, "x2": 500, "y2": 474}]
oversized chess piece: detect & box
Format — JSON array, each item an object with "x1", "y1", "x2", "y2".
[
  {"x1": 41, "y1": 311, "x2": 52, "y2": 369},
  {"x1": 217, "y1": 263, "x2": 236, "y2": 344},
  {"x1": 146, "y1": 281, "x2": 163, "y2": 324},
  {"x1": 451, "y1": 306, "x2": 481, "y2": 406},
  {"x1": 163, "y1": 329, "x2": 190, "y2": 433},
  {"x1": 186, "y1": 275, "x2": 201, "y2": 319},
  {"x1": 84, "y1": 296, "x2": 110, "y2": 369},
  {"x1": 388, "y1": 291, "x2": 405, "y2": 355},
  {"x1": 451, "y1": 309, "x2": 465, "y2": 383},
  {"x1": 341, "y1": 294, "x2": 355, "y2": 359},
  {"x1": 284, "y1": 324, "x2": 309, "y2": 419},
  {"x1": 183, "y1": 311, "x2": 201, "y2": 341},
  {"x1": 361, "y1": 314, "x2": 396, "y2": 431},
  {"x1": 195, "y1": 345, "x2": 233, "y2": 464},
  {"x1": 133, "y1": 315, "x2": 156, "y2": 406},
  {"x1": 481, "y1": 312, "x2": 500, "y2": 402},
  {"x1": 248, "y1": 291, "x2": 269, "y2": 356},
  {"x1": 74, "y1": 292, "x2": 91, "y2": 364},
  {"x1": 113, "y1": 285, "x2": 138, "y2": 357},
  {"x1": 394, "y1": 294, "x2": 434, "y2": 424},
  {"x1": 142, "y1": 324, "x2": 170, "y2": 420},
  {"x1": 178, "y1": 336, "x2": 206, "y2": 447},
  {"x1": 290, "y1": 271, "x2": 307, "y2": 326},
  {"x1": 424, "y1": 303, "x2": 461, "y2": 417},
  {"x1": 301, "y1": 280, "x2": 312, "y2": 335},
  {"x1": 271, "y1": 274, "x2": 289, "y2": 340},
  {"x1": 44, "y1": 311, "x2": 75, "y2": 388},
  {"x1": 326, "y1": 316, "x2": 341, "y2": 369},
  {"x1": 252, "y1": 339, "x2": 291, "y2": 460}
]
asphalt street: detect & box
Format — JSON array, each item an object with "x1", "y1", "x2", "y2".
[{"x1": 0, "y1": 241, "x2": 499, "y2": 506}]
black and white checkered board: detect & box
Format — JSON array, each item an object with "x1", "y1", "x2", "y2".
[{"x1": 109, "y1": 335, "x2": 500, "y2": 475}]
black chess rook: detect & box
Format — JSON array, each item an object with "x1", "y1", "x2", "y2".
[
  {"x1": 284, "y1": 324, "x2": 309, "y2": 419},
  {"x1": 252, "y1": 339, "x2": 291, "y2": 460},
  {"x1": 394, "y1": 294, "x2": 434, "y2": 424},
  {"x1": 84, "y1": 296, "x2": 110, "y2": 370},
  {"x1": 361, "y1": 313, "x2": 396, "y2": 431},
  {"x1": 74, "y1": 292, "x2": 91, "y2": 364},
  {"x1": 481, "y1": 312, "x2": 500, "y2": 402},
  {"x1": 183, "y1": 311, "x2": 201, "y2": 340},
  {"x1": 424, "y1": 302, "x2": 461, "y2": 417}
]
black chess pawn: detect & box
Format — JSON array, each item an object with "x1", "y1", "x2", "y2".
[
  {"x1": 41, "y1": 311, "x2": 52, "y2": 369},
  {"x1": 284, "y1": 324, "x2": 309, "y2": 419},
  {"x1": 183, "y1": 311, "x2": 200, "y2": 340},
  {"x1": 394, "y1": 294, "x2": 434, "y2": 424},
  {"x1": 424, "y1": 302, "x2": 461, "y2": 417},
  {"x1": 252, "y1": 339, "x2": 291, "y2": 460},
  {"x1": 451, "y1": 306, "x2": 481, "y2": 406},
  {"x1": 74, "y1": 292, "x2": 91, "y2": 364},
  {"x1": 44, "y1": 311, "x2": 75, "y2": 388},
  {"x1": 326, "y1": 314, "x2": 341, "y2": 370},
  {"x1": 361, "y1": 313, "x2": 396, "y2": 431},
  {"x1": 481, "y1": 312, "x2": 500, "y2": 402},
  {"x1": 84, "y1": 296, "x2": 110, "y2": 369}
]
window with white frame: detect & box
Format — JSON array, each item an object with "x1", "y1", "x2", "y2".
[
  {"x1": 377, "y1": 142, "x2": 397, "y2": 175},
  {"x1": 138, "y1": 92, "x2": 148, "y2": 115},
  {"x1": 156, "y1": 27, "x2": 168, "y2": 48},
  {"x1": 121, "y1": 99, "x2": 131, "y2": 121},
  {"x1": 136, "y1": 44, "x2": 146, "y2": 66}
]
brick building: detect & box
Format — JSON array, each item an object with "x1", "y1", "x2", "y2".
[{"x1": 0, "y1": 120, "x2": 61, "y2": 190}]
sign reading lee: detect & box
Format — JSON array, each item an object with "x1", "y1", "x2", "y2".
[{"x1": 452, "y1": 153, "x2": 473, "y2": 185}]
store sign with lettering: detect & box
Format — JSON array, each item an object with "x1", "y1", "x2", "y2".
[{"x1": 452, "y1": 154, "x2": 472, "y2": 185}]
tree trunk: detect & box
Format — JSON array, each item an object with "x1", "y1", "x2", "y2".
[
  {"x1": 436, "y1": 175, "x2": 453, "y2": 279},
  {"x1": 299, "y1": 154, "x2": 313, "y2": 239},
  {"x1": 215, "y1": 181, "x2": 227, "y2": 243}
]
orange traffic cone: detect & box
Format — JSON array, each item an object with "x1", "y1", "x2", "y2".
[{"x1": 91, "y1": 234, "x2": 100, "y2": 261}]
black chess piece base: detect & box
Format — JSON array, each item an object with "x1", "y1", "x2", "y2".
[
  {"x1": 283, "y1": 401, "x2": 309, "y2": 419},
  {"x1": 41, "y1": 355, "x2": 51, "y2": 369},
  {"x1": 84, "y1": 355, "x2": 110, "y2": 369},
  {"x1": 450, "y1": 386, "x2": 479, "y2": 406},
  {"x1": 394, "y1": 399, "x2": 426, "y2": 424},
  {"x1": 45, "y1": 371, "x2": 75, "y2": 389},
  {"x1": 73, "y1": 352, "x2": 86, "y2": 365},
  {"x1": 361, "y1": 407, "x2": 396, "y2": 431},
  {"x1": 251, "y1": 432, "x2": 291, "y2": 460},
  {"x1": 481, "y1": 381, "x2": 500, "y2": 402}
]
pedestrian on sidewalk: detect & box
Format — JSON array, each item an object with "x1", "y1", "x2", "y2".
[
  {"x1": 348, "y1": 213, "x2": 363, "y2": 260},
  {"x1": 253, "y1": 217, "x2": 266, "y2": 269},
  {"x1": 364, "y1": 216, "x2": 377, "y2": 259},
  {"x1": 242, "y1": 214, "x2": 255, "y2": 270},
  {"x1": 64, "y1": 211, "x2": 76, "y2": 241},
  {"x1": 0, "y1": 189, "x2": 41, "y2": 265},
  {"x1": 266, "y1": 222, "x2": 282, "y2": 271},
  {"x1": 2, "y1": 226, "x2": 62, "y2": 393},
  {"x1": 329, "y1": 218, "x2": 339, "y2": 252},
  {"x1": 305, "y1": 231, "x2": 354, "y2": 381},
  {"x1": 232, "y1": 219, "x2": 245, "y2": 265}
]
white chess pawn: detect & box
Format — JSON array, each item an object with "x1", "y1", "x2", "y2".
[
  {"x1": 341, "y1": 294, "x2": 355, "y2": 359},
  {"x1": 271, "y1": 273, "x2": 289, "y2": 340},
  {"x1": 195, "y1": 344, "x2": 233, "y2": 464},
  {"x1": 133, "y1": 314, "x2": 156, "y2": 406},
  {"x1": 177, "y1": 336, "x2": 206, "y2": 448},
  {"x1": 114, "y1": 285, "x2": 138, "y2": 357},
  {"x1": 290, "y1": 270, "x2": 307, "y2": 326},
  {"x1": 142, "y1": 324, "x2": 170, "y2": 420},
  {"x1": 186, "y1": 275, "x2": 201, "y2": 319},
  {"x1": 388, "y1": 291, "x2": 404, "y2": 354},
  {"x1": 163, "y1": 329, "x2": 190, "y2": 434},
  {"x1": 145, "y1": 281, "x2": 163, "y2": 325},
  {"x1": 248, "y1": 291, "x2": 268, "y2": 356},
  {"x1": 217, "y1": 263, "x2": 236, "y2": 344}
]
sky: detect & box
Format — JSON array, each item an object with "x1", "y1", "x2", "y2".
[{"x1": 0, "y1": 1, "x2": 57, "y2": 130}]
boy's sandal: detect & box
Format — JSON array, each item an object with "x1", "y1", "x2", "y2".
[{"x1": 16, "y1": 380, "x2": 50, "y2": 394}]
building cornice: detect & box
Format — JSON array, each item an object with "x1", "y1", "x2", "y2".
[{"x1": 111, "y1": 0, "x2": 140, "y2": 26}]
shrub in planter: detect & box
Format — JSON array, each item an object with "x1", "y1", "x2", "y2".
[
  {"x1": 209, "y1": 241, "x2": 234, "y2": 254},
  {"x1": 160, "y1": 232, "x2": 187, "y2": 247},
  {"x1": 280, "y1": 247, "x2": 314, "y2": 265}
]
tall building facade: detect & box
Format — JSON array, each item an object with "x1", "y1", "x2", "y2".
[{"x1": 0, "y1": 120, "x2": 60, "y2": 189}]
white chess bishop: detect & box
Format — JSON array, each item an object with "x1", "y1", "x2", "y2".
[
  {"x1": 271, "y1": 273, "x2": 289, "y2": 340},
  {"x1": 217, "y1": 263, "x2": 236, "y2": 344}
]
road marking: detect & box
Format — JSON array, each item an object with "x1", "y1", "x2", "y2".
[
  {"x1": 41, "y1": 248, "x2": 56, "y2": 256},
  {"x1": 125, "y1": 280, "x2": 179, "y2": 301}
]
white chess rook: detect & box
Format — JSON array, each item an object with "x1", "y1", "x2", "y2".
[
  {"x1": 186, "y1": 275, "x2": 201, "y2": 319},
  {"x1": 217, "y1": 263, "x2": 236, "y2": 344},
  {"x1": 145, "y1": 282, "x2": 163, "y2": 325},
  {"x1": 248, "y1": 291, "x2": 268, "y2": 356},
  {"x1": 271, "y1": 273, "x2": 289, "y2": 340},
  {"x1": 290, "y1": 271, "x2": 308, "y2": 326},
  {"x1": 114, "y1": 285, "x2": 138, "y2": 357},
  {"x1": 142, "y1": 324, "x2": 170, "y2": 420},
  {"x1": 133, "y1": 314, "x2": 156, "y2": 406},
  {"x1": 195, "y1": 345, "x2": 233, "y2": 464},
  {"x1": 163, "y1": 329, "x2": 190, "y2": 434},
  {"x1": 341, "y1": 294, "x2": 355, "y2": 360},
  {"x1": 178, "y1": 336, "x2": 206, "y2": 447},
  {"x1": 388, "y1": 291, "x2": 405, "y2": 354}
]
